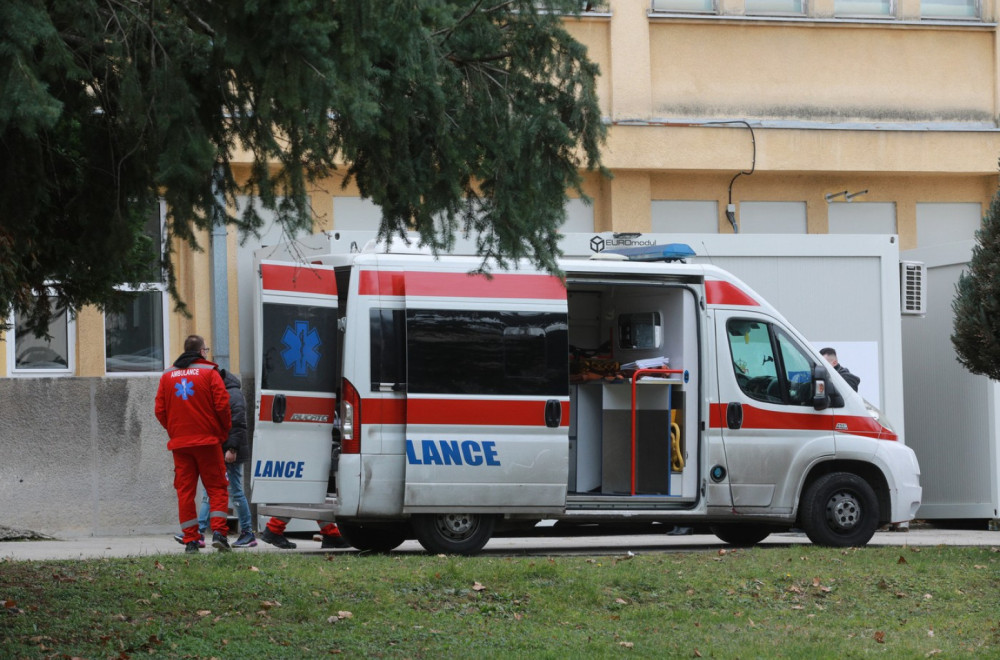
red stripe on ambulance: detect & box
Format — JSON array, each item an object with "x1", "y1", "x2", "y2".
[
  {"x1": 362, "y1": 397, "x2": 569, "y2": 427},
  {"x1": 705, "y1": 280, "x2": 759, "y2": 307},
  {"x1": 261, "y1": 263, "x2": 337, "y2": 296},
  {"x1": 358, "y1": 270, "x2": 565, "y2": 299},
  {"x1": 708, "y1": 403, "x2": 896, "y2": 439}
]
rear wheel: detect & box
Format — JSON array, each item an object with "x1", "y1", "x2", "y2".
[
  {"x1": 336, "y1": 522, "x2": 408, "y2": 553},
  {"x1": 709, "y1": 523, "x2": 772, "y2": 546},
  {"x1": 800, "y1": 472, "x2": 879, "y2": 547},
  {"x1": 412, "y1": 513, "x2": 495, "y2": 555}
]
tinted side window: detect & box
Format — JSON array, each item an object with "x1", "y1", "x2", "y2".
[
  {"x1": 261, "y1": 303, "x2": 339, "y2": 393},
  {"x1": 406, "y1": 310, "x2": 568, "y2": 396},
  {"x1": 370, "y1": 309, "x2": 406, "y2": 390}
]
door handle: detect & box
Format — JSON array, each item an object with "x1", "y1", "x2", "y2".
[
  {"x1": 272, "y1": 394, "x2": 286, "y2": 423},
  {"x1": 544, "y1": 399, "x2": 562, "y2": 428},
  {"x1": 726, "y1": 401, "x2": 743, "y2": 429}
]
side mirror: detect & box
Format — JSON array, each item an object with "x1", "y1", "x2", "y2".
[{"x1": 812, "y1": 364, "x2": 830, "y2": 411}]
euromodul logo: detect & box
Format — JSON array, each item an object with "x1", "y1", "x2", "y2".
[{"x1": 589, "y1": 234, "x2": 658, "y2": 253}]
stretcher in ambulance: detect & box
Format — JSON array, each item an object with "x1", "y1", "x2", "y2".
[{"x1": 250, "y1": 237, "x2": 921, "y2": 554}]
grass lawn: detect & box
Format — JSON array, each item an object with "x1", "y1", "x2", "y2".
[{"x1": 1, "y1": 545, "x2": 998, "y2": 658}]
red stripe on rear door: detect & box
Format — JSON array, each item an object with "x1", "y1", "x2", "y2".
[
  {"x1": 261, "y1": 263, "x2": 337, "y2": 296},
  {"x1": 259, "y1": 394, "x2": 337, "y2": 423},
  {"x1": 358, "y1": 270, "x2": 405, "y2": 296},
  {"x1": 360, "y1": 398, "x2": 407, "y2": 425}
]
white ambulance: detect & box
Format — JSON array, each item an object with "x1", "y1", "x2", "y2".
[{"x1": 250, "y1": 234, "x2": 921, "y2": 554}]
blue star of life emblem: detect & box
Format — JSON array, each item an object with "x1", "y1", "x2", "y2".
[
  {"x1": 174, "y1": 378, "x2": 194, "y2": 400},
  {"x1": 281, "y1": 320, "x2": 322, "y2": 377}
]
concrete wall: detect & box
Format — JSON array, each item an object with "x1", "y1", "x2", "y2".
[{"x1": 0, "y1": 377, "x2": 233, "y2": 538}]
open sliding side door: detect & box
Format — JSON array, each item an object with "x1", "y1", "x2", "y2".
[
  {"x1": 399, "y1": 267, "x2": 571, "y2": 513},
  {"x1": 251, "y1": 260, "x2": 340, "y2": 504}
]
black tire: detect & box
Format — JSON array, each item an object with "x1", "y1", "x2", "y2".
[
  {"x1": 412, "y1": 513, "x2": 495, "y2": 555},
  {"x1": 336, "y1": 522, "x2": 408, "y2": 553},
  {"x1": 709, "y1": 523, "x2": 772, "y2": 546},
  {"x1": 800, "y1": 472, "x2": 879, "y2": 547}
]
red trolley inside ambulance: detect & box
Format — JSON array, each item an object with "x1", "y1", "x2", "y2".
[{"x1": 250, "y1": 235, "x2": 921, "y2": 554}]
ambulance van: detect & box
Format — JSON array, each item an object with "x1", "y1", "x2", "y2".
[{"x1": 250, "y1": 234, "x2": 921, "y2": 554}]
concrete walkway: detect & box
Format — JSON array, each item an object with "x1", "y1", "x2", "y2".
[{"x1": 0, "y1": 526, "x2": 996, "y2": 561}]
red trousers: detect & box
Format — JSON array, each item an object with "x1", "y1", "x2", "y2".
[
  {"x1": 173, "y1": 444, "x2": 229, "y2": 542},
  {"x1": 266, "y1": 516, "x2": 339, "y2": 537}
]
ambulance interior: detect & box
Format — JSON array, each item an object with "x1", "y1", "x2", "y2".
[{"x1": 566, "y1": 282, "x2": 700, "y2": 502}]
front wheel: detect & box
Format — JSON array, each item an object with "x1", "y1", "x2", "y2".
[
  {"x1": 336, "y1": 522, "x2": 408, "y2": 553},
  {"x1": 800, "y1": 472, "x2": 879, "y2": 547},
  {"x1": 412, "y1": 513, "x2": 495, "y2": 555},
  {"x1": 709, "y1": 523, "x2": 772, "y2": 546}
]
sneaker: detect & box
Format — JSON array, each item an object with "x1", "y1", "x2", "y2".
[
  {"x1": 211, "y1": 531, "x2": 231, "y2": 552},
  {"x1": 233, "y1": 531, "x2": 258, "y2": 548},
  {"x1": 320, "y1": 532, "x2": 349, "y2": 549},
  {"x1": 174, "y1": 533, "x2": 205, "y2": 548},
  {"x1": 260, "y1": 527, "x2": 297, "y2": 549},
  {"x1": 184, "y1": 541, "x2": 201, "y2": 554}
]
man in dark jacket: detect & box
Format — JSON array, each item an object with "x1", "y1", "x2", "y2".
[
  {"x1": 155, "y1": 335, "x2": 232, "y2": 553},
  {"x1": 820, "y1": 347, "x2": 861, "y2": 392}
]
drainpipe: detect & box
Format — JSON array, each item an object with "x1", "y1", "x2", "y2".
[{"x1": 210, "y1": 166, "x2": 230, "y2": 371}]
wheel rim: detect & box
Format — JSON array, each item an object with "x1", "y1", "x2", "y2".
[
  {"x1": 434, "y1": 514, "x2": 479, "y2": 541},
  {"x1": 825, "y1": 490, "x2": 862, "y2": 532}
]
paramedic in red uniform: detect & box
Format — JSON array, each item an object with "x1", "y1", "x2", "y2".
[{"x1": 155, "y1": 335, "x2": 233, "y2": 553}]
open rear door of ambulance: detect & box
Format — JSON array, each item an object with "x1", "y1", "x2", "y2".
[
  {"x1": 251, "y1": 259, "x2": 341, "y2": 505},
  {"x1": 400, "y1": 266, "x2": 571, "y2": 532}
]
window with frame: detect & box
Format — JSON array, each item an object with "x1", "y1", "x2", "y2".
[
  {"x1": 8, "y1": 296, "x2": 75, "y2": 376},
  {"x1": 920, "y1": 0, "x2": 979, "y2": 18},
  {"x1": 650, "y1": 0, "x2": 716, "y2": 13},
  {"x1": 727, "y1": 318, "x2": 815, "y2": 406},
  {"x1": 745, "y1": 0, "x2": 805, "y2": 14},
  {"x1": 370, "y1": 308, "x2": 406, "y2": 391},
  {"x1": 105, "y1": 201, "x2": 168, "y2": 374},
  {"x1": 834, "y1": 0, "x2": 893, "y2": 16}
]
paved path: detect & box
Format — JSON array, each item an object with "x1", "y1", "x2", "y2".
[{"x1": 1, "y1": 527, "x2": 996, "y2": 561}]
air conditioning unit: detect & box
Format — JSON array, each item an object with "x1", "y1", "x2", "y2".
[{"x1": 900, "y1": 261, "x2": 926, "y2": 315}]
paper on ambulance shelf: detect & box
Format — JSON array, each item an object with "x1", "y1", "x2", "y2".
[{"x1": 620, "y1": 356, "x2": 669, "y2": 371}]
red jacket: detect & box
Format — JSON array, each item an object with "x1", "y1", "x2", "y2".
[{"x1": 155, "y1": 358, "x2": 232, "y2": 451}]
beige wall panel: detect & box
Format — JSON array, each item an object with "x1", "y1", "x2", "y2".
[
  {"x1": 608, "y1": 1, "x2": 652, "y2": 119},
  {"x1": 604, "y1": 124, "x2": 1000, "y2": 173},
  {"x1": 76, "y1": 307, "x2": 105, "y2": 377},
  {"x1": 608, "y1": 172, "x2": 653, "y2": 230},
  {"x1": 566, "y1": 19, "x2": 613, "y2": 116},
  {"x1": 649, "y1": 24, "x2": 996, "y2": 123}
]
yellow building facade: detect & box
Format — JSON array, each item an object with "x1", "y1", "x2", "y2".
[{"x1": 4, "y1": 0, "x2": 999, "y2": 379}]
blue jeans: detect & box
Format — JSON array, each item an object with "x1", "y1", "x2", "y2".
[{"x1": 198, "y1": 462, "x2": 253, "y2": 533}]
